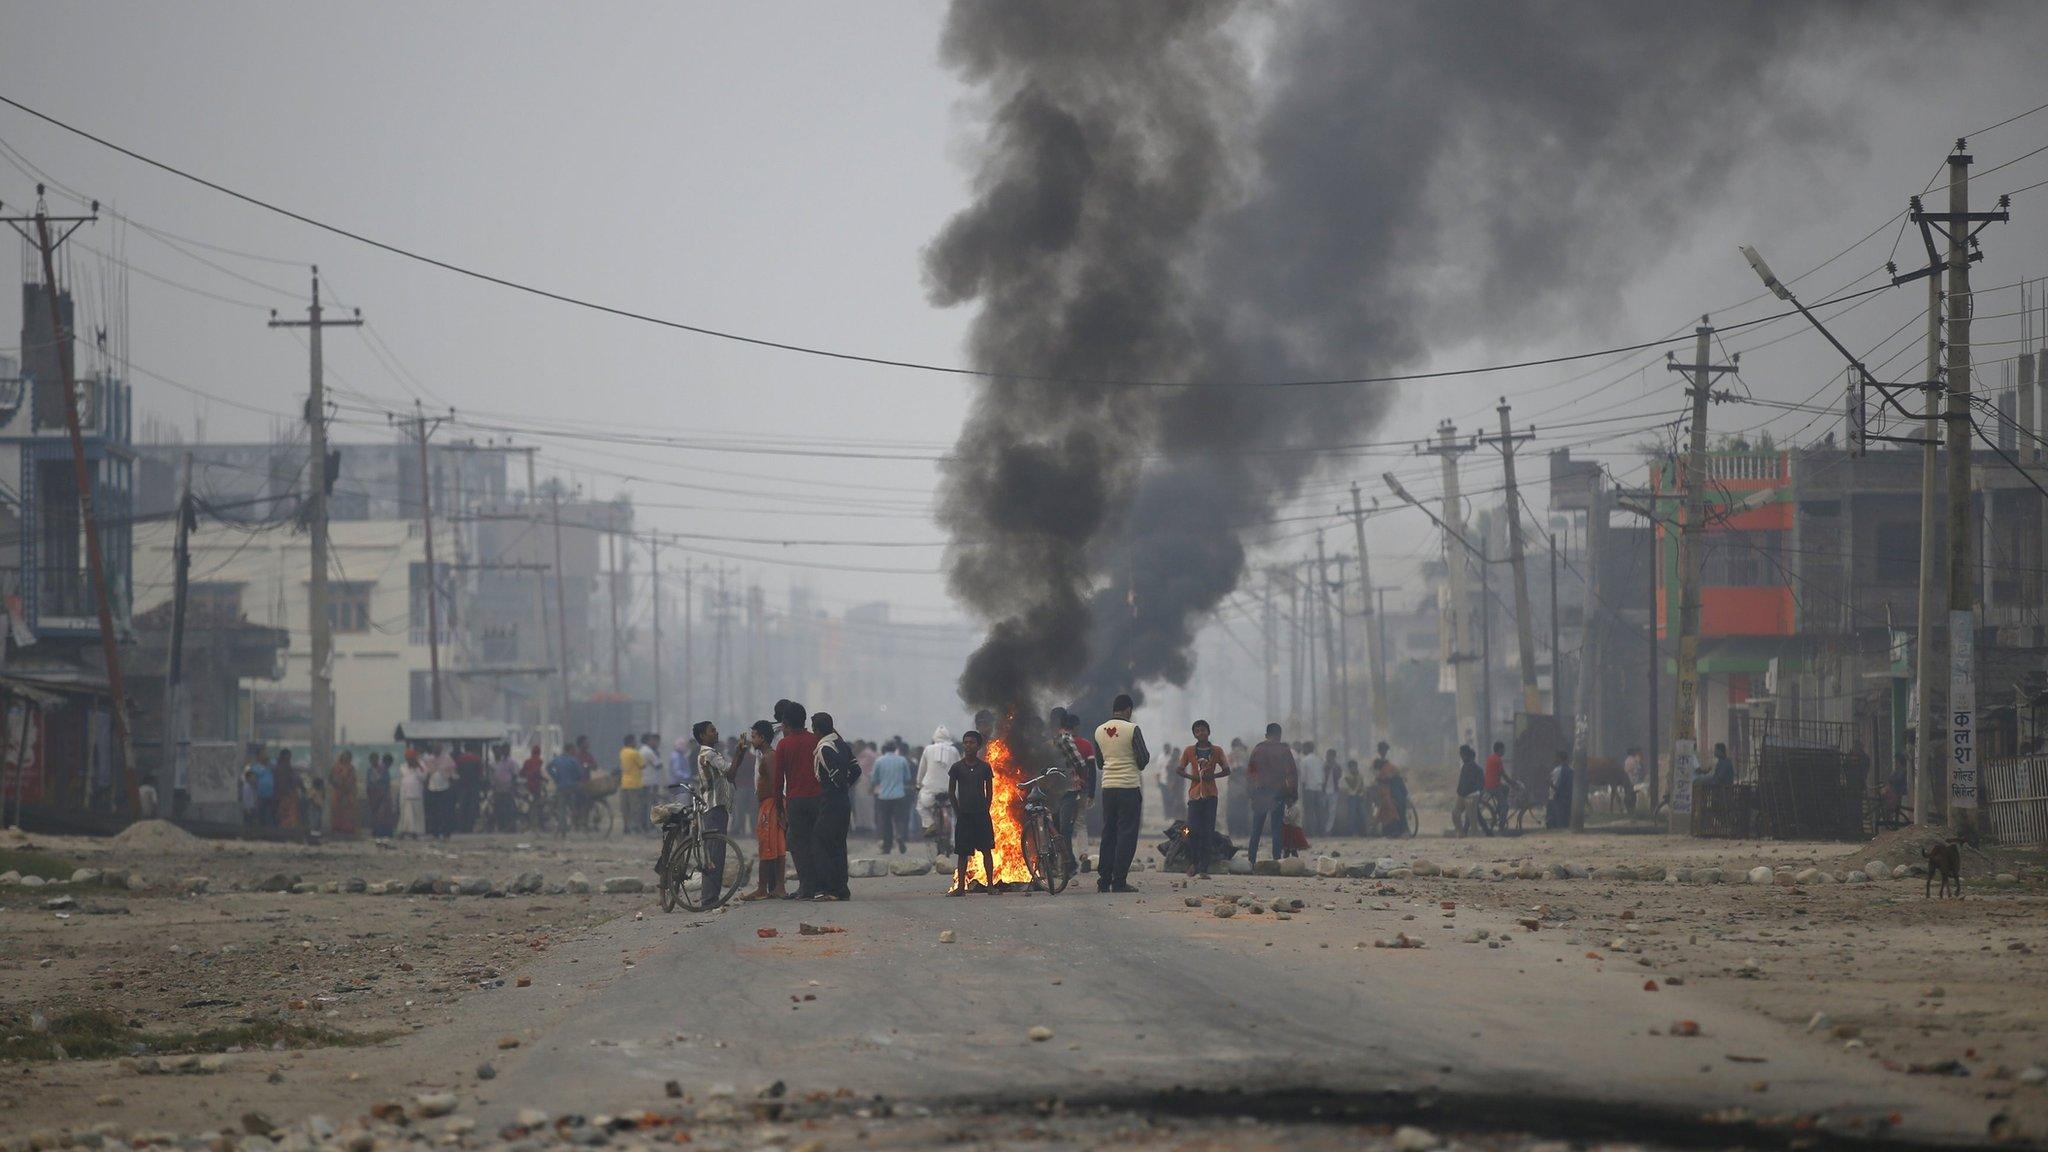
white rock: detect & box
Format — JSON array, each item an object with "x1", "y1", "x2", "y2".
[
  {"x1": 412, "y1": 1092, "x2": 458, "y2": 1119},
  {"x1": 1225, "y1": 857, "x2": 1253, "y2": 875},
  {"x1": 1995, "y1": 873, "x2": 2019, "y2": 886},
  {"x1": 848, "y1": 858, "x2": 881, "y2": 879},
  {"x1": 599, "y1": 876, "x2": 643, "y2": 894},
  {"x1": 1276, "y1": 857, "x2": 1306, "y2": 877},
  {"x1": 1805, "y1": 1011, "x2": 1831, "y2": 1033},
  {"x1": 1027, "y1": 1025, "x2": 1054, "y2": 1042},
  {"x1": 515, "y1": 1108, "x2": 550, "y2": 1128},
  {"x1": 1314, "y1": 856, "x2": 1343, "y2": 877},
  {"x1": 1892, "y1": 864, "x2": 1913, "y2": 879},
  {"x1": 1747, "y1": 866, "x2": 1774, "y2": 885},
  {"x1": 1409, "y1": 859, "x2": 1441, "y2": 878},
  {"x1": 1392, "y1": 1125, "x2": 1439, "y2": 1152},
  {"x1": 1793, "y1": 868, "x2": 1821, "y2": 885},
  {"x1": 1865, "y1": 859, "x2": 1889, "y2": 879},
  {"x1": 566, "y1": 872, "x2": 591, "y2": 894},
  {"x1": 1845, "y1": 870, "x2": 1869, "y2": 884},
  {"x1": 2019, "y1": 1065, "x2": 2048, "y2": 1085},
  {"x1": 938, "y1": 930, "x2": 956, "y2": 943}
]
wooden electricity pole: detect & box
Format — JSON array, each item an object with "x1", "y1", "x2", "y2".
[
  {"x1": 1664, "y1": 320, "x2": 1737, "y2": 832},
  {"x1": 164, "y1": 454, "x2": 195, "y2": 806},
  {"x1": 549, "y1": 489, "x2": 574, "y2": 727},
  {"x1": 1421, "y1": 422, "x2": 1479, "y2": 747},
  {"x1": 394, "y1": 402, "x2": 450, "y2": 719},
  {"x1": 1349, "y1": 484, "x2": 1390, "y2": 748}
]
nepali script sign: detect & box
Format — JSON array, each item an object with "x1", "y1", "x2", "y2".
[
  {"x1": 1950, "y1": 610, "x2": 1976, "y2": 810},
  {"x1": 1671, "y1": 739, "x2": 1698, "y2": 816}
]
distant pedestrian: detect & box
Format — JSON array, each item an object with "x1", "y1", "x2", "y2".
[
  {"x1": 692, "y1": 721, "x2": 738, "y2": 900},
  {"x1": 776, "y1": 701, "x2": 823, "y2": 901},
  {"x1": 274, "y1": 750, "x2": 301, "y2": 832},
  {"x1": 1245, "y1": 724, "x2": 1297, "y2": 865},
  {"x1": 547, "y1": 743, "x2": 586, "y2": 835},
  {"x1": 916, "y1": 726, "x2": 960, "y2": 849},
  {"x1": 947, "y1": 729, "x2": 995, "y2": 896},
  {"x1": 811, "y1": 712, "x2": 859, "y2": 902},
  {"x1": 619, "y1": 735, "x2": 647, "y2": 835},
  {"x1": 489, "y1": 744, "x2": 519, "y2": 831},
  {"x1": 366, "y1": 753, "x2": 395, "y2": 838},
  {"x1": 397, "y1": 751, "x2": 427, "y2": 839},
  {"x1": 871, "y1": 739, "x2": 914, "y2": 854},
  {"x1": 426, "y1": 744, "x2": 457, "y2": 839},
  {"x1": 1546, "y1": 749, "x2": 1573, "y2": 828},
  {"x1": 455, "y1": 743, "x2": 484, "y2": 833},
  {"x1": 1175, "y1": 720, "x2": 1230, "y2": 879},
  {"x1": 330, "y1": 750, "x2": 360, "y2": 837},
  {"x1": 1453, "y1": 745, "x2": 1482, "y2": 836},
  {"x1": 1050, "y1": 709, "x2": 1091, "y2": 878},
  {"x1": 1339, "y1": 757, "x2": 1367, "y2": 836},
  {"x1": 742, "y1": 720, "x2": 788, "y2": 901},
  {"x1": 1092, "y1": 694, "x2": 1150, "y2": 893}
]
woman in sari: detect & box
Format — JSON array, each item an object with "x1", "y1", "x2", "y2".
[
  {"x1": 329, "y1": 750, "x2": 360, "y2": 837},
  {"x1": 274, "y1": 749, "x2": 301, "y2": 831}
]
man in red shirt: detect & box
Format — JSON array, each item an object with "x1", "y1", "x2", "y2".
[
  {"x1": 773, "y1": 699, "x2": 822, "y2": 901},
  {"x1": 1245, "y1": 723, "x2": 1298, "y2": 866},
  {"x1": 1483, "y1": 741, "x2": 1508, "y2": 793}
]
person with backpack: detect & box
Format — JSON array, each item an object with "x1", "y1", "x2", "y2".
[{"x1": 810, "y1": 711, "x2": 860, "y2": 902}]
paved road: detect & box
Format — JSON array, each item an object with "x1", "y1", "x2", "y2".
[{"x1": 476, "y1": 873, "x2": 1982, "y2": 1141}]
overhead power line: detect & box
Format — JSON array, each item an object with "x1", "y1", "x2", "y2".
[{"x1": 0, "y1": 92, "x2": 1903, "y2": 391}]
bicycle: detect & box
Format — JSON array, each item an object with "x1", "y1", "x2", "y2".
[
  {"x1": 654, "y1": 783, "x2": 748, "y2": 913},
  {"x1": 1474, "y1": 776, "x2": 1537, "y2": 836},
  {"x1": 1018, "y1": 771, "x2": 1071, "y2": 895}
]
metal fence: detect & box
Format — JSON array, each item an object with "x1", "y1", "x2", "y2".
[
  {"x1": 1753, "y1": 717, "x2": 1864, "y2": 841},
  {"x1": 1982, "y1": 756, "x2": 2048, "y2": 846}
]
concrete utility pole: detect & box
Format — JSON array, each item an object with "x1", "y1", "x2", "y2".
[
  {"x1": 1664, "y1": 320, "x2": 1738, "y2": 832},
  {"x1": 1422, "y1": 422, "x2": 1479, "y2": 747},
  {"x1": 1302, "y1": 557, "x2": 1319, "y2": 745},
  {"x1": 549, "y1": 489, "x2": 574, "y2": 728},
  {"x1": 1333, "y1": 553, "x2": 1354, "y2": 758},
  {"x1": 651, "y1": 539, "x2": 663, "y2": 736},
  {"x1": 1480, "y1": 402, "x2": 1542, "y2": 717},
  {"x1": 1915, "y1": 244, "x2": 1946, "y2": 828},
  {"x1": 1349, "y1": 484, "x2": 1391, "y2": 748},
  {"x1": 395, "y1": 402, "x2": 450, "y2": 719},
  {"x1": 1943, "y1": 150, "x2": 1980, "y2": 836},
  {"x1": 164, "y1": 453, "x2": 194, "y2": 810},
  {"x1": 1550, "y1": 538, "x2": 1563, "y2": 718},
  {"x1": 683, "y1": 565, "x2": 694, "y2": 729},
  {"x1": 1315, "y1": 534, "x2": 1342, "y2": 755},
  {"x1": 4, "y1": 190, "x2": 138, "y2": 810},
  {"x1": 270, "y1": 269, "x2": 361, "y2": 776},
  {"x1": 522, "y1": 448, "x2": 551, "y2": 736},
  {"x1": 1570, "y1": 478, "x2": 1606, "y2": 833},
  {"x1": 606, "y1": 525, "x2": 623, "y2": 696}
]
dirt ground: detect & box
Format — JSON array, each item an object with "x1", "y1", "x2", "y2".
[{"x1": 0, "y1": 817, "x2": 2043, "y2": 1145}]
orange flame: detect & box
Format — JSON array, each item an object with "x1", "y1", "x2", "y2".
[{"x1": 967, "y1": 736, "x2": 1035, "y2": 886}]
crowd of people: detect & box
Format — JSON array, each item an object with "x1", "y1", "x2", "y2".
[{"x1": 225, "y1": 695, "x2": 1438, "y2": 906}]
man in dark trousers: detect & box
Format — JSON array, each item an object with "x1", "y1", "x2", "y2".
[
  {"x1": 1245, "y1": 724, "x2": 1298, "y2": 866},
  {"x1": 1091, "y1": 694, "x2": 1150, "y2": 893},
  {"x1": 774, "y1": 700, "x2": 822, "y2": 900},
  {"x1": 809, "y1": 711, "x2": 859, "y2": 902}
]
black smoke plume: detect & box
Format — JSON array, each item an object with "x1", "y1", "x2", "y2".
[{"x1": 928, "y1": 1, "x2": 1969, "y2": 722}]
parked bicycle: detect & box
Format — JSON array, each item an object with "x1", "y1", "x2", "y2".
[
  {"x1": 1018, "y1": 770, "x2": 1070, "y2": 895},
  {"x1": 654, "y1": 783, "x2": 747, "y2": 913},
  {"x1": 1475, "y1": 774, "x2": 1538, "y2": 836}
]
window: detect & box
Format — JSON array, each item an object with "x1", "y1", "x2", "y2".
[
  {"x1": 1870, "y1": 522, "x2": 1918, "y2": 587},
  {"x1": 1702, "y1": 531, "x2": 1782, "y2": 588},
  {"x1": 329, "y1": 581, "x2": 374, "y2": 633}
]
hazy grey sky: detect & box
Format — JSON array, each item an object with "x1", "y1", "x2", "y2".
[{"x1": 2, "y1": 3, "x2": 2045, "y2": 634}]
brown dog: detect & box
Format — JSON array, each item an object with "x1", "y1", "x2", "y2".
[{"x1": 1923, "y1": 840, "x2": 1961, "y2": 899}]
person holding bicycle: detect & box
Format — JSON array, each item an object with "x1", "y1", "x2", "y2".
[
  {"x1": 1452, "y1": 744, "x2": 1483, "y2": 836},
  {"x1": 692, "y1": 720, "x2": 739, "y2": 900},
  {"x1": 546, "y1": 743, "x2": 587, "y2": 836}
]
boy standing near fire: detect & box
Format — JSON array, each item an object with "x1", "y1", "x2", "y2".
[{"x1": 1092, "y1": 694, "x2": 1150, "y2": 893}]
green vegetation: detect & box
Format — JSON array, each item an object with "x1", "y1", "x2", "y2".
[
  {"x1": 0, "y1": 1008, "x2": 392, "y2": 1061},
  {"x1": 0, "y1": 848, "x2": 79, "y2": 882}
]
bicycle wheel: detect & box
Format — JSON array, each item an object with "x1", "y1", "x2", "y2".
[
  {"x1": 1032, "y1": 813, "x2": 1068, "y2": 895},
  {"x1": 658, "y1": 828, "x2": 682, "y2": 913},
  {"x1": 1401, "y1": 800, "x2": 1421, "y2": 838},
  {"x1": 585, "y1": 799, "x2": 614, "y2": 838},
  {"x1": 676, "y1": 832, "x2": 747, "y2": 912}
]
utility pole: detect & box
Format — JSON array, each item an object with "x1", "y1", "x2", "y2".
[
  {"x1": 271, "y1": 268, "x2": 361, "y2": 776},
  {"x1": 1942, "y1": 148, "x2": 1989, "y2": 836},
  {"x1": 683, "y1": 565, "x2": 695, "y2": 728},
  {"x1": 394, "y1": 402, "x2": 449, "y2": 719},
  {"x1": 1665, "y1": 320, "x2": 1738, "y2": 832},
  {"x1": 651, "y1": 539, "x2": 663, "y2": 736},
  {"x1": 164, "y1": 454, "x2": 195, "y2": 811},
  {"x1": 5, "y1": 190, "x2": 138, "y2": 809},
  {"x1": 1334, "y1": 553, "x2": 1354, "y2": 757},
  {"x1": 1421, "y1": 422, "x2": 1479, "y2": 747},
  {"x1": 1302, "y1": 557, "x2": 1319, "y2": 745},
  {"x1": 1287, "y1": 566, "x2": 1304, "y2": 734},
  {"x1": 1261, "y1": 568, "x2": 1279, "y2": 721},
  {"x1": 1315, "y1": 534, "x2": 1344, "y2": 755},
  {"x1": 1570, "y1": 477, "x2": 1607, "y2": 832},
  {"x1": 605, "y1": 524, "x2": 623, "y2": 695},
  {"x1": 549, "y1": 489, "x2": 574, "y2": 728},
  {"x1": 715, "y1": 567, "x2": 732, "y2": 718},
  {"x1": 523, "y1": 448, "x2": 551, "y2": 736},
  {"x1": 1480, "y1": 401, "x2": 1541, "y2": 716},
  {"x1": 1550, "y1": 538, "x2": 1563, "y2": 718},
  {"x1": 1349, "y1": 484, "x2": 1390, "y2": 749},
  {"x1": 1913, "y1": 222, "x2": 1947, "y2": 828}
]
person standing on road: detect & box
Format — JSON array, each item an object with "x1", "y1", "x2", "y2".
[
  {"x1": 640, "y1": 733, "x2": 663, "y2": 833},
  {"x1": 274, "y1": 749, "x2": 301, "y2": 832},
  {"x1": 742, "y1": 720, "x2": 788, "y2": 901},
  {"x1": 776, "y1": 701, "x2": 823, "y2": 901},
  {"x1": 1092, "y1": 694, "x2": 1150, "y2": 894},
  {"x1": 1546, "y1": 748, "x2": 1573, "y2": 829},
  {"x1": 947, "y1": 729, "x2": 995, "y2": 896},
  {"x1": 1245, "y1": 725, "x2": 1297, "y2": 866},
  {"x1": 1050, "y1": 708, "x2": 1091, "y2": 879},
  {"x1": 870, "y1": 739, "x2": 913, "y2": 854},
  {"x1": 546, "y1": 743, "x2": 586, "y2": 836},
  {"x1": 691, "y1": 720, "x2": 738, "y2": 899},
  {"x1": 329, "y1": 750, "x2": 359, "y2": 838},
  {"x1": 366, "y1": 753, "x2": 395, "y2": 838},
  {"x1": 1176, "y1": 720, "x2": 1230, "y2": 879},
  {"x1": 1452, "y1": 745, "x2": 1483, "y2": 835},
  {"x1": 811, "y1": 712, "x2": 859, "y2": 902},
  {"x1": 1338, "y1": 756, "x2": 1367, "y2": 837},
  {"x1": 619, "y1": 735, "x2": 646, "y2": 835},
  {"x1": 397, "y1": 750, "x2": 427, "y2": 840},
  {"x1": 916, "y1": 726, "x2": 961, "y2": 848}
]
